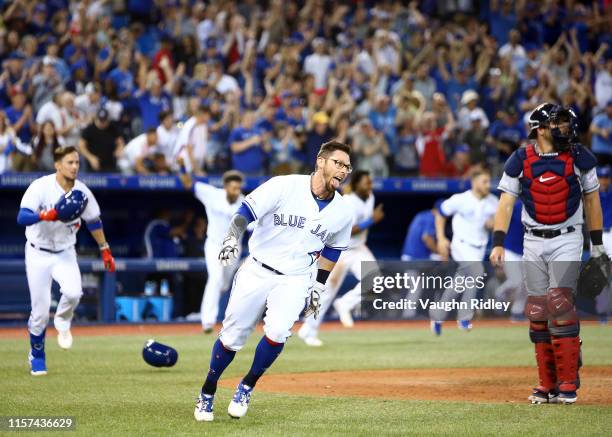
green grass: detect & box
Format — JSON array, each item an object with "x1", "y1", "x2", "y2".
[{"x1": 1, "y1": 324, "x2": 611, "y2": 436}]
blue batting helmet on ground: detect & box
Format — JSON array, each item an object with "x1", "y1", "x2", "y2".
[
  {"x1": 142, "y1": 339, "x2": 178, "y2": 368},
  {"x1": 55, "y1": 189, "x2": 88, "y2": 222}
]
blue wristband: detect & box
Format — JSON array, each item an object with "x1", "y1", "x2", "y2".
[{"x1": 357, "y1": 217, "x2": 374, "y2": 231}]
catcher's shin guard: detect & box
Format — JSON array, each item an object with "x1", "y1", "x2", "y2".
[
  {"x1": 547, "y1": 288, "x2": 581, "y2": 395},
  {"x1": 529, "y1": 321, "x2": 557, "y2": 393},
  {"x1": 550, "y1": 323, "x2": 581, "y2": 394}
]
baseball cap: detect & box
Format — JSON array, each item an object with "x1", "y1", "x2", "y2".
[
  {"x1": 97, "y1": 108, "x2": 109, "y2": 121},
  {"x1": 461, "y1": 90, "x2": 479, "y2": 105}
]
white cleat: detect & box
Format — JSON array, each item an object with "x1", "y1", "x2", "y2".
[
  {"x1": 303, "y1": 336, "x2": 323, "y2": 347},
  {"x1": 297, "y1": 327, "x2": 323, "y2": 347},
  {"x1": 333, "y1": 300, "x2": 354, "y2": 328},
  {"x1": 228, "y1": 383, "x2": 253, "y2": 419},
  {"x1": 194, "y1": 393, "x2": 214, "y2": 422},
  {"x1": 57, "y1": 329, "x2": 73, "y2": 350}
]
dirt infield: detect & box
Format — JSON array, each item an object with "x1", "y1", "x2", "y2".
[{"x1": 224, "y1": 366, "x2": 612, "y2": 405}]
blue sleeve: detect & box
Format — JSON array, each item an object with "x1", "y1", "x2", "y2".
[
  {"x1": 423, "y1": 214, "x2": 436, "y2": 237},
  {"x1": 435, "y1": 199, "x2": 448, "y2": 218},
  {"x1": 237, "y1": 202, "x2": 256, "y2": 223},
  {"x1": 321, "y1": 246, "x2": 341, "y2": 262},
  {"x1": 228, "y1": 128, "x2": 240, "y2": 144},
  {"x1": 17, "y1": 208, "x2": 40, "y2": 226},
  {"x1": 87, "y1": 219, "x2": 103, "y2": 231},
  {"x1": 357, "y1": 217, "x2": 375, "y2": 231}
]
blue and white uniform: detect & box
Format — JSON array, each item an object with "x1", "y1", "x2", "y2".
[
  {"x1": 193, "y1": 181, "x2": 243, "y2": 330},
  {"x1": 431, "y1": 189, "x2": 498, "y2": 322},
  {"x1": 20, "y1": 174, "x2": 101, "y2": 336},
  {"x1": 220, "y1": 175, "x2": 352, "y2": 350}
]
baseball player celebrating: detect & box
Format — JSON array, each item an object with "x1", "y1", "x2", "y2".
[
  {"x1": 431, "y1": 167, "x2": 498, "y2": 335},
  {"x1": 17, "y1": 146, "x2": 115, "y2": 376},
  {"x1": 490, "y1": 103, "x2": 604, "y2": 404},
  {"x1": 298, "y1": 170, "x2": 383, "y2": 346},
  {"x1": 177, "y1": 161, "x2": 245, "y2": 333},
  {"x1": 193, "y1": 141, "x2": 353, "y2": 421}
]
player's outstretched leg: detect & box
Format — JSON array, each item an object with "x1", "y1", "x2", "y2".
[
  {"x1": 228, "y1": 336, "x2": 284, "y2": 419},
  {"x1": 28, "y1": 329, "x2": 47, "y2": 376},
  {"x1": 333, "y1": 282, "x2": 362, "y2": 328},
  {"x1": 194, "y1": 339, "x2": 236, "y2": 422}
]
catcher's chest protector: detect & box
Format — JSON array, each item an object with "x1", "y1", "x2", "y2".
[{"x1": 519, "y1": 145, "x2": 581, "y2": 224}]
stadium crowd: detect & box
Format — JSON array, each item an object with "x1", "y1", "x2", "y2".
[{"x1": 0, "y1": 0, "x2": 610, "y2": 178}]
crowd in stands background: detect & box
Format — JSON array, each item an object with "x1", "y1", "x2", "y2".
[{"x1": 0, "y1": 0, "x2": 610, "y2": 178}]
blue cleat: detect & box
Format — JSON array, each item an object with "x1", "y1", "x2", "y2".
[
  {"x1": 430, "y1": 321, "x2": 442, "y2": 336},
  {"x1": 28, "y1": 350, "x2": 47, "y2": 376},
  {"x1": 194, "y1": 393, "x2": 214, "y2": 421},
  {"x1": 228, "y1": 382, "x2": 253, "y2": 419},
  {"x1": 557, "y1": 391, "x2": 577, "y2": 404},
  {"x1": 458, "y1": 319, "x2": 473, "y2": 331}
]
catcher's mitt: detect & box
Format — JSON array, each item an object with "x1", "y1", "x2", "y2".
[{"x1": 577, "y1": 254, "x2": 611, "y2": 298}]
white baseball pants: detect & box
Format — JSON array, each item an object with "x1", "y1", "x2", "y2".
[
  {"x1": 25, "y1": 243, "x2": 82, "y2": 336},
  {"x1": 219, "y1": 257, "x2": 313, "y2": 351}
]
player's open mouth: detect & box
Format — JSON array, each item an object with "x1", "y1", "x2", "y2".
[{"x1": 331, "y1": 176, "x2": 343, "y2": 188}]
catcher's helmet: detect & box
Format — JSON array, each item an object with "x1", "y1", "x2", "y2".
[
  {"x1": 142, "y1": 339, "x2": 178, "y2": 368},
  {"x1": 548, "y1": 105, "x2": 578, "y2": 151},
  {"x1": 527, "y1": 102, "x2": 555, "y2": 139},
  {"x1": 55, "y1": 189, "x2": 88, "y2": 222}
]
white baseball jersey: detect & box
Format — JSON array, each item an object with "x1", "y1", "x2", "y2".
[
  {"x1": 173, "y1": 116, "x2": 208, "y2": 171},
  {"x1": 118, "y1": 133, "x2": 155, "y2": 172},
  {"x1": 243, "y1": 175, "x2": 353, "y2": 276},
  {"x1": 344, "y1": 192, "x2": 374, "y2": 249},
  {"x1": 20, "y1": 174, "x2": 101, "y2": 251},
  {"x1": 439, "y1": 190, "x2": 498, "y2": 248},
  {"x1": 156, "y1": 124, "x2": 179, "y2": 162},
  {"x1": 194, "y1": 181, "x2": 244, "y2": 245}
]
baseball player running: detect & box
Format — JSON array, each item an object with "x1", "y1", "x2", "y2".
[
  {"x1": 298, "y1": 170, "x2": 384, "y2": 346},
  {"x1": 490, "y1": 103, "x2": 604, "y2": 404},
  {"x1": 194, "y1": 140, "x2": 353, "y2": 421},
  {"x1": 17, "y1": 146, "x2": 115, "y2": 376},
  {"x1": 177, "y1": 161, "x2": 245, "y2": 332},
  {"x1": 431, "y1": 167, "x2": 498, "y2": 335}
]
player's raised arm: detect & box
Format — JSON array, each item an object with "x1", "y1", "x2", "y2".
[
  {"x1": 489, "y1": 192, "x2": 517, "y2": 267},
  {"x1": 176, "y1": 157, "x2": 194, "y2": 191}
]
